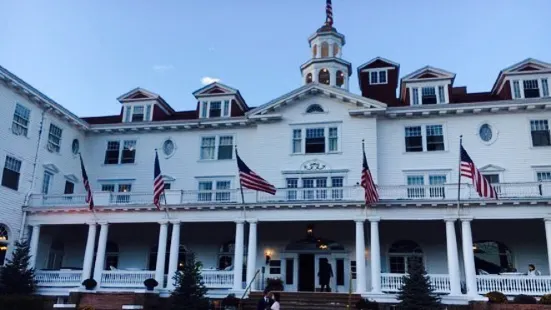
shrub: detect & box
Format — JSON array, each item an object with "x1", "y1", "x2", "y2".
[
  {"x1": 396, "y1": 259, "x2": 441, "y2": 309},
  {"x1": 540, "y1": 294, "x2": 551, "y2": 304},
  {"x1": 265, "y1": 278, "x2": 284, "y2": 291},
  {"x1": 170, "y1": 252, "x2": 209, "y2": 310},
  {"x1": 513, "y1": 294, "x2": 537, "y2": 304},
  {"x1": 485, "y1": 291, "x2": 508, "y2": 304},
  {"x1": 0, "y1": 240, "x2": 36, "y2": 295},
  {"x1": 356, "y1": 298, "x2": 379, "y2": 310},
  {"x1": 0, "y1": 295, "x2": 45, "y2": 310}
]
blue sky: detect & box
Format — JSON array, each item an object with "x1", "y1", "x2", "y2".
[{"x1": 1, "y1": 1, "x2": 550, "y2": 117}]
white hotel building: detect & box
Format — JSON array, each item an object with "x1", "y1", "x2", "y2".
[{"x1": 1, "y1": 12, "x2": 551, "y2": 305}]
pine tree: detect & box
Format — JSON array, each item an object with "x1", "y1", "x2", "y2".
[
  {"x1": 170, "y1": 252, "x2": 209, "y2": 310},
  {"x1": 0, "y1": 240, "x2": 36, "y2": 295},
  {"x1": 396, "y1": 259, "x2": 441, "y2": 310}
]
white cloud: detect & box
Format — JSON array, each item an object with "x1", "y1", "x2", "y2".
[
  {"x1": 201, "y1": 76, "x2": 221, "y2": 85},
  {"x1": 152, "y1": 64, "x2": 174, "y2": 72}
]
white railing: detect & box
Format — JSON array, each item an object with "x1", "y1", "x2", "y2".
[
  {"x1": 476, "y1": 275, "x2": 551, "y2": 296},
  {"x1": 381, "y1": 273, "x2": 451, "y2": 293},
  {"x1": 27, "y1": 182, "x2": 551, "y2": 208},
  {"x1": 100, "y1": 270, "x2": 155, "y2": 288},
  {"x1": 35, "y1": 270, "x2": 82, "y2": 287},
  {"x1": 201, "y1": 270, "x2": 233, "y2": 288}
]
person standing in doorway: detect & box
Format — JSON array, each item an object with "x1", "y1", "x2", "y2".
[{"x1": 318, "y1": 258, "x2": 334, "y2": 292}]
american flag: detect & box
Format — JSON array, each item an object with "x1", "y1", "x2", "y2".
[
  {"x1": 79, "y1": 154, "x2": 94, "y2": 210},
  {"x1": 236, "y1": 151, "x2": 276, "y2": 195},
  {"x1": 325, "y1": 0, "x2": 333, "y2": 27},
  {"x1": 153, "y1": 151, "x2": 165, "y2": 209},
  {"x1": 361, "y1": 143, "x2": 379, "y2": 206},
  {"x1": 460, "y1": 145, "x2": 498, "y2": 199}
]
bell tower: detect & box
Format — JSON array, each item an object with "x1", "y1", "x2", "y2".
[{"x1": 301, "y1": 0, "x2": 351, "y2": 90}]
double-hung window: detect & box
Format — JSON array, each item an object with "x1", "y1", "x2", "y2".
[
  {"x1": 404, "y1": 125, "x2": 445, "y2": 152},
  {"x1": 530, "y1": 120, "x2": 551, "y2": 146},
  {"x1": 102, "y1": 183, "x2": 132, "y2": 203},
  {"x1": 104, "y1": 140, "x2": 137, "y2": 164},
  {"x1": 537, "y1": 172, "x2": 551, "y2": 182},
  {"x1": 421, "y1": 87, "x2": 437, "y2": 104},
  {"x1": 42, "y1": 171, "x2": 53, "y2": 195},
  {"x1": 200, "y1": 135, "x2": 234, "y2": 160},
  {"x1": 2, "y1": 156, "x2": 22, "y2": 191},
  {"x1": 292, "y1": 125, "x2": 340, "y2": 154},
  {"x1": 512, "y1": 78, "x2": 550, "y2": 99},
  {"x1": 124, "y1": 105, "x2": 152, "y2": 122},
  {"x1": 369, "y1": 70, "x2": 387, "y2": 85},
  {"x1": 523, "y1": 79, "x2": 540, "y2": 98},
  {"x1": 285, "y1": 176, "x2": 344, "y2": 201},
  {"x1": 197, "y1": 180, "x2": 232, "y2": 202},
  {"x1": 200, "y1": 100, "x2": 231, "y2": 118},
  {"x1": 409, "y1": 85, "x2": 448, "y2": 105},
  {"x1": 48, "y1": 124, "x2": 63, "y2": 153},
  {"x1": 406, "y1": 173, "x2": 447, "y2": 199},
  {"x1": 12, "y1": 104, "x2": 30, "y2": 136}
]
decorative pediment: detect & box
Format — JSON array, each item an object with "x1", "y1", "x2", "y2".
[
  {"x1": 163, "y1": 175, "x2": 175, "y2": 182},
  {"x1": 301, "y1": 159, "x2": 329, "y2": 171},
  {"x1": 42, "y1": 163, "x2": 60, "y2": 174},
  {"x1": 248, "y1": 83, "x2": 386, "y2": 117},
  {"x1": 193, "y1": 82, "x2": 239, "y2": 98},
  {"x1": 358, "y1": 57, "x2": 400, "y2": 71},
  {"x1": 479, "y1": 164, "x2": 505, "y2": 172},
  {"x1": 402, "y1": 66, "x2": 456, "y2": 82},
  {"x1": 117, "y1": 87, "x2": 160, "y2": 102},
  {"x1": 502, "y1": 58, "x2": 551, "y2": 74},
  {"x1": 64, "y1": 174, "x2": 79, "y2": 183}
]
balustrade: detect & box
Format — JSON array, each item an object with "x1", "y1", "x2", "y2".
[
  {"x1": 476, "y1": 275, "x2": 551, "y2": 296},
  {"x1": 381, "y1": 273, "x2": 451, "y2": 293},
  {"x1": 35, "y1": 270, "x2": 82, "y2": 287}
]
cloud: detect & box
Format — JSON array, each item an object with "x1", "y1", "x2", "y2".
[
  {"x1": 152, "y1": 64, "x2": 174, "y2": 72},
  {"x1": 201, "y1": 76, "x2": 221, "y2": 85}
]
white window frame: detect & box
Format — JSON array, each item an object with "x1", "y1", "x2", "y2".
[
  {"x1": 100, "y1": 182, "x2": 133, "y2": 203},
  {"x1": 122, "y1": 104, "x2": 153, "y2": 122},
  {"x1": 407, "y1": 81, "x2": 450, "y2": 105},
  {"x1": 283, "y1": 174, "x2": 346, "y2": 201},
  {"x1": 42, "y1": 171, "x2": 53, "y2": 195},
  {"x1": 104, "y1": 139, "x2": 138, "y2": 165},
  {"x1": 195, "y1": 177, "x2": 234, "y2": 202},
  {"x1": 368, "y1": 69, "x2": 388, "y2": 85},
  {"x1": 199, "y1": 97, "x2": 232, "y2": 118},
  {"x1": 508, "y1": 74, "x2": 551, "y2": 99},
  {"x1": 11, "y1": 103, "x2": 31, "y2": 137},
  {"x1": 404, "y1": 170, "x2": 450, "y2": 199},
  {"x1": 290, "y1": 123, "x2": 342, "y2": 155},
  {"x1": 47, "y1": 123, "x2": 63, "y2": 153},
  {"x1": 529, "y1": 119, "x2": 551, "y2": 147},
  {"x1": 535, "y1": 169, "x2": 551, "y2": 182},
  {"x1": 403, "y1": 123, "x2": 447, "y2": 153},
  {"x1": 199, "y1": 134, "x2": 235, "y2": 160}
]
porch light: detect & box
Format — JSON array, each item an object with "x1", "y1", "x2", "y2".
[
  {"x1": 319, "y1": 244, "x2": 328, "y2": 250},
  {"x1": 0, "y1": 236, "x2": 6, "y2": 241},
  {"x1": 0, "y1": 246, "x2": 7, "y2": 250},
  {"x1": 265, "y1": 250, "x2": 272, "y2": 265},
  {"x1": 472, "y1": 245, "x2": 477, "y2": 250}
]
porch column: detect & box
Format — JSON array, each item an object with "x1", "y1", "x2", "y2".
[
  {"x1": 445, "y1": 219, "x2": 461, "y2": 295},
  {"x1": 544, "y1": 218, "x2": 551, "y2": 275},
  {"x1": 355, "y1": 219, "x2": 367, "y2": 294},
  {"x1": 81, "y1": 223, "x2": 97, "y2": 282},
  {"x1": 369, "y1": 217, "x2": 381, "y2": 293},
  {"x1": 28, "y1": 225, "x2": 41, "y2": 269},
  {"x1": 93, "y1": 222, "x2": 109, "y2": 285},
  {"x1": 155, "y1": 221, "x2": 169, "y2": 286},
  {"x1": 233, "y1": 219, "x2": 245, "y2": 291},
  {"x1": 166, "y1": 221, "x2": 181, "y2": 290},
  {"x1": 461, "y1": 218, "x2": 477, "y2": 296},
  {"x1": 246, "y1": 219, "x2": 258, "y2": 291}
]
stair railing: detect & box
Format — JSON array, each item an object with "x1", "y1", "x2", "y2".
[
  {"x1": 347, "y1": 271, "x2": 353, "y2": 309},
  {"x1": 238, "y1": 269, "x2": 261, "y2": 310}
]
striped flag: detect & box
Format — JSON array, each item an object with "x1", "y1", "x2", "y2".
[
  {"x1": 153, "y1": 151, "x2": 165, "y2": 209},
  {"x1": 79, "y1": 154, "x2": 94, "y2": 210},
  {"x1": 236, "y1": 151, "x2": 276, "y2": 195},
  {"x1": 361, "y1": 142, "x2": 379, "y2": 206},
  {"x1": 325, "y1": 0, "x2": 333, "y2": 27},
  {"x1": 460, "y1": 145, "x2": 498, "y2": 199}
]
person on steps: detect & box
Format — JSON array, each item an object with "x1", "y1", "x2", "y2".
[{"x1": 318, "y1": 258, "x2": 334, "y2": 292}]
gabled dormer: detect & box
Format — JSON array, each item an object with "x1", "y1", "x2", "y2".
[
  {"x1": 491, "y1": 58, "x2": 551, "y2": 100},
  {"x1": 117, "y1": 88, "x2": 175, "y2": 123},
  {"x1": 400, "y1": 66, "x2": 456, "y2": 106},
  {"x1": 357, "y1": 57, "x2": 400, "y2": 105},
  {"x1": 193, "y1": 82, "x2": 249, "y2": 118}
]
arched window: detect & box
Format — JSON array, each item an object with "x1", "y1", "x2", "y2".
[
  {"x1": 473, "y1": 240, "x2": 513, "y2": 274},
  {"x1": 305, "y1": 73, "x2": 313, "y2": 84},
  {"x1": 321, "y1": 42, "x2": 329, "y2": 58},
  {"x1": 149, "y1": 244, "x2": 188, "y2": 273},
  {"x1": 0, "y1": 224, "x2": 8, "y2": 266},
  {"x1": 318, "y1": 69, "x2": 330, "y2": 85},
  {"x1": 388, "y1": 240, "x2": 423, "y2": 273},
  {"x1": 312, "y1": 44, "x2": 317, "y2": 58},
  {"x1": 336, "y1": 71, "x2": 344, "y2": 87},
  {"x1": 47, "y1": 239, "x2": 64, "y2": 269},
  {"x1": 306, "y1": 104, "x2": 324, "y2": 114},
  {"x1": 105, "y1": 241, "x2": 119, "y2": 269},
  {"x1": 333, "y1": 43, "x2": 339, "y2": 57}
]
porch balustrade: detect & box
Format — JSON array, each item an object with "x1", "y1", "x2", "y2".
[
  {"x1": 201, "y1": 270, "x2": 234, "y2": 288},
  {"x1": 35, "y1": 270, "x2": 82, "y2": 287},
  {"x1": 476, "y1": 275, "x2": 551, "y2": 296},
  {"x1": 26, "y1": 182, "x2": 551, "y2": 208},
  {"x1": 381, "y1": 273, "x2": 451, "y2": 294},
  {"x1": 100, "y1": 270, "x2": 155, "y2": 288}
]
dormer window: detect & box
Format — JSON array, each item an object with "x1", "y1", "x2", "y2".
[
  {"x1": 409, "y1": 85, "x2": 448, "y2": 105},
  {"x1": 132, "y1": 106, "x2": 144, "y2": 122},
  {"x1": 524, "y1": 80, "x2": 539, "y2": 98},
  {"x1": 200, "y1": 100, "x2": 230, "y2": 118},
  {"x1": 369, "y1": 70, "x2": 387, "y2": 85},
  {"x1": 124, "y1": 104, "x2": 152, "y2": 122},
  {"x1": 511, "y1": 78, "x2": 550, "y2": 99},
  {"x1": 421, "y1": 87, "x2": 437, "y2": 104}
]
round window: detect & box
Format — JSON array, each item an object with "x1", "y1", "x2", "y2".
[
  {"x1": 162, "y1": 139, "x2": 175, "y2": 156},
  {"x1": 71, "y1": 139, "x2": 80, "y2": 155},
  {"x1": 479, "y1": 124, "x2": 493, "y2": 142}
]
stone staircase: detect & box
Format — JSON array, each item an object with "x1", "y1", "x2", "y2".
[
  {"x1": 241, "y1": 291, "x2": 362, "y2": 310},
  {"x1": 72, "y1": 292, "x2": 163, "y2": 310}
]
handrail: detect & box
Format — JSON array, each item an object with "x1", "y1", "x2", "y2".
[{"x1": 239, "y1": 269, "x2": 261, "y2": 310}]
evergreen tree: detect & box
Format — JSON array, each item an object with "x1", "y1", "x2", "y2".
[
  {"x1": 396, "y1": 259, "x2": 441, "y2": 310},
  {"x1": 170, "y1": 252, "x2": 209, "y2": 310},
  {"x1": 0, "y1": 240, "x2": 36, "y2": 295}
]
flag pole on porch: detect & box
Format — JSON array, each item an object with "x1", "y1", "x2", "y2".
[
  {"x1": 153, "y1": 149, "x2": 170, "y2": 219},
  {"x1": 235, "y1": 146, "x2": 246, "y2": 206},
  {"x1": 79, "y1": 153, "x2": 98, "y2": 221},
  {"x1": 456, "y1": 135, "x2": 463, "y2": 218}
]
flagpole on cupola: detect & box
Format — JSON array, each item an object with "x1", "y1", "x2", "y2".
[{"x1": 456, "y1": 135, "x2": 463, "y2": 218}]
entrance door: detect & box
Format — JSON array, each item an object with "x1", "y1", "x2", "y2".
[{"x1": 298, "y1": 254, "x2": 315, "y2": 291}]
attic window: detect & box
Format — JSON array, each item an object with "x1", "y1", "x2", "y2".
[
  {"x1": 306, "y1": 104, "x2": 324, "y2": 113},
  {"x1": 523, "y1": 80, "x2": 540, "y2": 98},
  {"x1": 511, "y1": 78, "x2": 550, "y2": 99},
  {"x1": 369, "y1": 70, "x2": 387, "y2": 85},
  {"x1": 200, "y1": 100, "x2": 230, "y2": 118},
  {"x1": 410, "y1": 85, "x2": 448, "y2": 105},
  {"x1": 125, "y1": 104, "x2": 152, "y2": 122}
]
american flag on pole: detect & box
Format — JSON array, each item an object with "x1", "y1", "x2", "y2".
[
  {"x1": 153, "y1": 151, "x2": 165, "y2": 209},
  {"x1": 79, "y1": 154, "x2": 94, "y2": 210},
  {"x1": 325, "y1": 0, "x2": 333, "y2": 27},
  {"x1": 460, "y1": 145, "x2": 498, "y2": 199},
  {"x1": 361, "y1": 142, "x2": 379, "y2": 206},
  {"x1": 236, "y1": 151, "x2": 276, "y2": 195}
]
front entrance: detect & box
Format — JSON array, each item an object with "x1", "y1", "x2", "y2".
[{"x1": 298, "y1": 254, "x2": 315, "y2": 291}]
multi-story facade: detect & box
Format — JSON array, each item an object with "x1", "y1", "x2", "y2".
[{"x1": 1, "y1": 4, "x2": 551, "y2": 305}]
